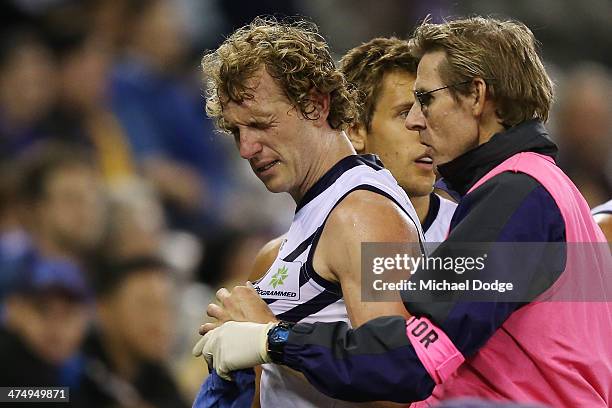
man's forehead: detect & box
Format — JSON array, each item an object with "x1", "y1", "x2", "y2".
[
  {"x1": 414, "y1": 51, "x2": 445, "y2": 90},
  {"x1": 378, "y1": 70, "x2": 416, "y2": 103},
  {"x1": 244, "y1": 67, "x2": 286, "y2": 100},
  {"x1": 382, "y1": 70, "x2": 416, "y2": 88},
  {"x1": 223, "y1": 98, "x2": 274, "y2": 122},
  {"x1": 223, "y1": 67, "x2": 286, "y2": 116}
]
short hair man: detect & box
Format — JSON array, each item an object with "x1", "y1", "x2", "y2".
[
  {"x1": 197, "y1": 17, "x2": 611, "y2": 407},
  {"x1": 200, "y1": 17, "x2": 423, "y2": 407},
  {"x1": 341, "y1": 37, "x2": 456, "y2": 243},
  {"x1": 16, "y1": 144, "x2": 106, "y2": 266},
  {"x1": 75, "y1": 256, "x2": 187, "y2": 407}
]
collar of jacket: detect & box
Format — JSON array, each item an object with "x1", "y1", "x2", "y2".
[{"x1": 437, "y1": 119, "x2": 558, "y2": 197}]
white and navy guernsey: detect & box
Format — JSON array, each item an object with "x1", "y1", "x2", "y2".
[
  {"x1": 254, "y1": 154, "x2": 424, "y2": 408},
  {"x1": 592, "y1": 199, "x2": 612, "y2": 216},
  {"x1": 422, "y1": 193, "x2": 457, "y2": 245}
]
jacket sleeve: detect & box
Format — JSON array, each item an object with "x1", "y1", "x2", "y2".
[{"x1": 282, "y1": 316, "x2": 436, "y2": 403}]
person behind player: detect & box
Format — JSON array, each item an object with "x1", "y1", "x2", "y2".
[
  {"x1": 592, "y1": 199, "x2": 612, "y2": 241},
  {"x1": 196, "y1": 16, "x2": 611, "y2": 407},
  {"x1": 340, "y1": 37, "x2": 456, "y2": 244},
  {"x1": 200, "y1": 17, "x2": 424, "y2": 407}
]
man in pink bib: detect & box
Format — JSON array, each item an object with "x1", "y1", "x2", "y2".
[{"x1": 197, "y1": 16, "x2": 612, "y2": 408}]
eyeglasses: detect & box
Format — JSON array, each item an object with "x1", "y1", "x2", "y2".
[{"x1": 413, "y1": 80, "x2": 473, "y2": 114}]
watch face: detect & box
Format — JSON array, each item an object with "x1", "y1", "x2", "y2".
[{"x1": 270, "y1": 327, "x2": 290, "y2": 344}]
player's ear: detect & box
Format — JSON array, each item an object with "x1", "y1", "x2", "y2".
[
  {"x1": 306, "y1": 89, "x2": 330, "y2": 126},
  {"x1": 347, "y1": 123, "x2": 367, "y2": 153}
]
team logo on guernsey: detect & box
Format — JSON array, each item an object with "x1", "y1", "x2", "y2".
[{"x1": 254, "y1": 260, "x2": 301, "y2": 300}]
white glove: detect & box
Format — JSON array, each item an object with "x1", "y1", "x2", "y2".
[{"x1": 193, "y1": 321, "x2": 276, "y2": 381}]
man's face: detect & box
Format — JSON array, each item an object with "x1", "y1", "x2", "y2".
[
  {"x1": 6, "y1": 294, "x2": 89, "y2": 365},
  {"x1": 0, "y1": 40, "x2": 57, "y2": 124},
  {"x1": 39, "y1": 165, "x2": 106, "y2": 254},
  {"x1": 223, "y1": 68, "x2": 321, "y2": 199},
  {"x1": 405, "y1": 51, "x2": 478, "y2": 169},
  {"x1": 363, "y1": 70, "x2": 435, "y2": 197},
  {"x1": 108, "y1": 270, "x2": 174, "y2": 362}
]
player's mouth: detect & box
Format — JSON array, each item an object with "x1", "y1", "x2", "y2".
[
  {"x1": 414, "y1": 154, "x2": 434, "y2": 170},
  {"x1": 255, "y1": 160, "x2": 280, "y2": 174}
]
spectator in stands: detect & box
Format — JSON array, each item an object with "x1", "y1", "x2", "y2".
[
  {"x1": 76, "y1": 256, "x2": 187, "y2": 408},
  {"x1": 0, "y1": 29, "x2": 58, "y2": 161},
  {"x1": 15, "y1": 143, "x2": 107, "y2": 272},
  {"x1": 110, "y1": 0, "x2": 234, "y2": 238},
  {"x1": 555, "y1": 63, "x2": 612, "y2": 206},
  {"x1": 48, "y1": 25, "x2": 138, "y2": 187},
  {"x1": 0, "y1": 256, "x2": 90, "y2": 386}
]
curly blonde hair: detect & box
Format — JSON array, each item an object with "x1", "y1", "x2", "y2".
[
  {"x1": 340, "y1": 37, "x2": 417, "y2": 131},
  {"x1": 410, "y1": 17, "x2": 553, "y2": 127},
  {"x1": 201, "y1": 17, "x2": 358, "y2": 133}
]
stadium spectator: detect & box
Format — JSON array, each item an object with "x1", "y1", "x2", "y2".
[
  {"x1": 109, "y1": 0, "x2": 235, "y2": 238},
  {"x1": 15, "y1": 144, "x2": 107, "y2": 270},
  {"x1": 0, "y1": 29, "x2": 58, "y2": 161},
  {"x1": 76, "y1": 256, "x2": 187, "y2": 408},
  {"x1": 555, "y1": 63, "x2": 612, "y2": 206},
  {"x1": 0, "y1": 257, "x2": 90, "y2": 387},
  {"x1": 0, "y1": 163, "x2": 32, "y2": 300},
  {"x1": 47, "y1": 25, "x2": 138, "y2": 187}
]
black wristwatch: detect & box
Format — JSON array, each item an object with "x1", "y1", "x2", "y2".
[{"x1": 267, "y1": 321, "x2": 295, "y2": 364}]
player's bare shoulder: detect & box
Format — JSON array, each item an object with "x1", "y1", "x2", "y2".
[
  {"x1": 326, "y1": 189, "x2": 419, "y2": 244},
  {"x1": 314, "y1": 189, "x2": 420, "y2": 283}
]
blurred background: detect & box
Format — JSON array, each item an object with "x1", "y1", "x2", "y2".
[{"x1": 0, "y1": 0, "x2": 609, "y2": 406}]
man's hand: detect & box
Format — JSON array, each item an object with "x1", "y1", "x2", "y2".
[
  {"x1": 201, "y1": 283, "x2": 278, "y2": 334},
  {"x1": 193, "y1": 321, "x2": 276, "y2": 380}
]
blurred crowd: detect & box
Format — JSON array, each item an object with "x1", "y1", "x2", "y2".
[{"x1": 0, "y1": 0, "x2": 610, "y2": 407}]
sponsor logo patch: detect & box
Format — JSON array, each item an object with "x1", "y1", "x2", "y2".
[{"x1": 255, "y1": 260, "x2": 301, "y2": 300}]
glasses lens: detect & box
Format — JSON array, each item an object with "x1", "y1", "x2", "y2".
[{"x1": 415, "y1": 92, "x2": 429, "y2": 114}]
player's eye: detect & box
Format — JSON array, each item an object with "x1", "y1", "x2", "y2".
[{"x1": 250, "y1": 122, "x2": 271, "y2": 130}]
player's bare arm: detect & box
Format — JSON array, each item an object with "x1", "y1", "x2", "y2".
[{"x1": 314, "y1": 189, "x2": 418, "y2": 327}]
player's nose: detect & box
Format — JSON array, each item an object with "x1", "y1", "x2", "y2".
[
  {"x1": 238, "y1": 130, "x2": 263, "y2": 160},
  {"x1": 405, "y1": 102, "x2": 425, "y2": 132}
]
